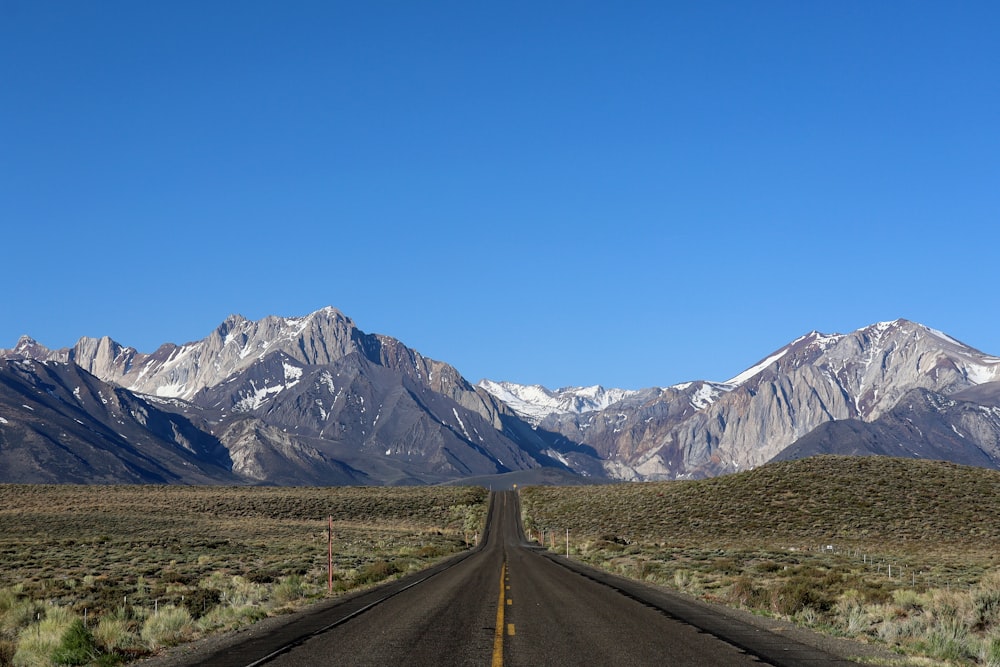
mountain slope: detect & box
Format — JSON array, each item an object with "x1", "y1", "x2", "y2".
[
  {"x1": 0, "y1": 359, "x2": 237, "y2": 484},
  {"x1": 179, "y1": 350, "x2": 561, "y2": 484},
  {"x1": 772, "y1": 383, "x2": 1000, "y2": 467}
]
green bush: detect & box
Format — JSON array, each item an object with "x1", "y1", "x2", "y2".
[
  {"x1": 890, "y1": 588, "x2": 923, "y2": 612},
  {"x1": 159, "y1": 571, "x2": 190, "y2": 585},
  {"x1": 197, "y1": 603, "x2": 266, "y2": 633},
  {"x1": 706, "y1": 558, "x2": 739, "y2": 575},
  {"x1": 978, "y1": 635, "x2": 1000, "y2": 667},
  {"x1": 755, "y1": 560, "x2": 782, "y2": 574},
  {"x1": 51, "y1": 619, "x2": 96, "y2": 665}
]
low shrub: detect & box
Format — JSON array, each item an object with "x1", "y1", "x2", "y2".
[
  {"x1": 355, "y1": 561, "x2": 398, "y2": 585},
  {"x1": 727, "y1": 576, "x2": 769, "y2": 609},
  {"x1": 140, "y1": 605, "x2": 193, "y2": 650},
  {"x1": 160, "y1": 571, "x2": 191, "y2": 585},
  {"x1": 245, "y1": 570, "x2": 278, "y2": 585},
  {"x1": 974, "y1": 588, "x2": 1000, "y2": 631},
  {"x1": 415, "y1": 545, "x2": 445, "y2": 558},
  {"x1": 197, "y1": 603, "x2": 267, "y2": 633},
  {"x1": 755, "y1": 560, "x2": 782, "y2": 574},
  {"x1": 921, "y1": 618, "x2": 972, "y2": 662},
  {"x1": 272, "y1": 576, "x2": 305, "y2": 605},
  {"x1": 93, "y1": 615, "x2": 139, "y2": 654},
  {"x1": 182, "y1": 588, "x2": 220, "y2": 619},
  {"x1": 890, "y1": 588, "x2": 923, "y2": 612},
  {"x1": 771, "y1": 577, "x2": 832, "y2": 616},
  {"x1": 977, "y1": 634, "x2": 1000, "y2": 667},
  {"x1": 706, "y1": 558, "x2": 740, "y2": 575}
]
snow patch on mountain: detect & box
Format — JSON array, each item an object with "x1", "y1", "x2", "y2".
[
  {"x1": 724, "y1": 349, "x2": 789, "y2": 386},
  {"x1": 452, "y1": 408, "x2": 471, "y2": 440},
  {"x1": 154, "y1": 383, "x2": 188, "y2": 399},
  {"x1": 691, "y1": 383, "x2": 727, "y2": 409},
  {"x1": 282, "y1": 362, "x2": 303, "y2": 385},
  {"x1": 911, "y1": 323, "x2": 1000, "y2": 385}
]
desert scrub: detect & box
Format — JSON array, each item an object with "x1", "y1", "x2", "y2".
[
  {"x1": 13, "y1": 605, "x2": 75, "y2": 667},
  {"x1": 354, "y1": 560, "x2": 400, "y2": 586},
  {"x1": 141, "y1": 605, "x2": 193, "y2": 650},
  {"x1": 0, "y1": 484, "x2": 487, "y2": 661},
  {"x1": 271, "y1": 575, "x2": 305, "y2": 606},
  {"x1": 93, "y1": 613, "x2": 142, "y2": 656},
  {"x1": 521, "y1": 457, "x2": 1000, "y2": 550}
]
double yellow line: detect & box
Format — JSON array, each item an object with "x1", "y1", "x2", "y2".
[{"x1": 492, "y1": 559, "x2": 514, "y2": 666}]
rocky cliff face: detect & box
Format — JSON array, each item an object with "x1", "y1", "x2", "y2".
[
  {"x1": 772, "y1": 382, "x2": 1000, "y2": 467},
  {"x1": 63, "y1": 308, "x2": 373, "y2": 399}
]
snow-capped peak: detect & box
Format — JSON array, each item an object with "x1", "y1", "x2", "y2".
[
  {"x1": 478, "y1": 379, "x2": 642, "y2": 424},
  {"x1": 14, "y1": 336, "x2": 40, "y2": 353}
]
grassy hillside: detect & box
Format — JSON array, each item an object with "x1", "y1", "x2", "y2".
[
  {"x1": 521, "y1": 456, "x2": 1000, "y2": 665},
  {"x1": 0, "y1": 485, "x2": 486, "y2": 665},
  {"x1": 522, "y1": 456, "x2": 1000, "y2": 550}
]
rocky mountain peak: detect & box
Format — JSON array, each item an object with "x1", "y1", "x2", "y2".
[{"x1": 8, "y1": 336, "x2": 48, "y2": 358}]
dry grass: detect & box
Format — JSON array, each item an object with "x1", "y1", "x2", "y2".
[
  {"x1": 522, "y1": 456, "x2": 1000, "y2": 666},
  {"x1": 0, "y1": 485, "x2": 486, "y2": 665}
]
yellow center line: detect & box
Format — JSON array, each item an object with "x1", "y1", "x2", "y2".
[{"x1": 492, "y1": 560, "x2": 506, "y2": 667}]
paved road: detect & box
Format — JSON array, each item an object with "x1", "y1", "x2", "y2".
[{"x1": 194, "y1": 491, "x2": 858, "y2": 666}]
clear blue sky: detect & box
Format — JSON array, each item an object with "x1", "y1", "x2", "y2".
[{"x1": 2, "y1": 2, "x2": 998, "y2": 389}]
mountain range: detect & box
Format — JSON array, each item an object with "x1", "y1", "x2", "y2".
[{"x1": 2, "y1": 308, "x2": 999, "y2": 485}]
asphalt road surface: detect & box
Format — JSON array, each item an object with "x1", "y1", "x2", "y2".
[{"x1": 191, "y1": 491, "x2": 859, "y2": 666}]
